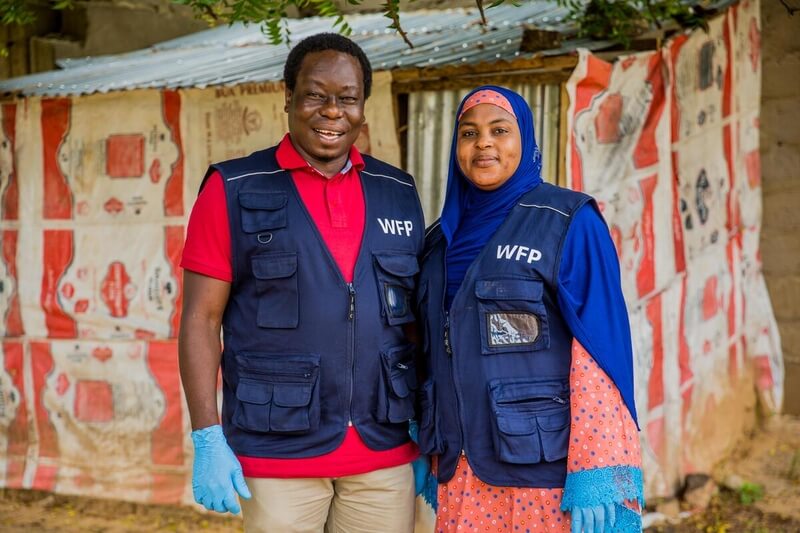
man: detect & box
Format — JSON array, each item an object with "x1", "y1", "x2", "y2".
[{"x1": 179, "y1": 33, "x2": 425, "y2": 532}]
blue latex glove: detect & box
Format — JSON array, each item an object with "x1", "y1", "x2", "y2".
[
  {"x1": 571, "y1": 503, "x2": 616, "y2": 533},
  {"x1": 191, "y1": 424, "x2": 252, "y2": 514},
  {"x1": 411, "y1": 455, "x2": 430, "y2": 496}
]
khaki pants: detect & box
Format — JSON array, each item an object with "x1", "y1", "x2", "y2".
[{"x1": 241, "y1": 463, "x2": 415, "y2": 533}]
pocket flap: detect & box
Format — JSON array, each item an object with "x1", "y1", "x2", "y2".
[
  {"x1": 475, "y1": 279, "x2": 543, "y2": 301},
  {"x1": 389, "y1": 370, "x2": 412, "y2": 398},
  {"x1": 236, "y1": 353, "x2": 319, "y2": 378},
  {"x1": 272, "y1": 383, "x2": 313, "y2": 407},
  {"x1": 252, "y1": 253, "x2": 297, "y2": 280},
  {"x1": 374, "y1": 252, "x2": 420, "y2": 277},
  {"x1": 496, "y1": 412, "x2": 538, "y2": 435},
  {"x1": 489, "y1": 379, "x2": 566, "y2": 405},
  {"x1": 236, "y1": 380, "x2": 272, "y2": 404},
  {"x1": 537, "y1": 409, "x2": 570, "y2": 432},
  {"x1": 239, "y1": 192, "x2": 287, "y2": 210},
  {"x1": 381, "y1": 345, "x2": 417, "y2": 398}
]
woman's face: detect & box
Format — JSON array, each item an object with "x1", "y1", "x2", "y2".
[{"x1": 456, "y1": 103, "x2": 522, "y2": 191}]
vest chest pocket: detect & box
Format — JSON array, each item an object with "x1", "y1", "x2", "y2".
[
  {"x1": 252, "y1": 252, "x2": 298, "y2": 328},
  {"x1": 233, "y1": 353, "x2": 320, "y2": 434},
  {"x1": 373, "y1": 252, "x2": 420, "y2": 326},
  {"x1": 376, "y1": 344, "x2": 418, "y2": 423},
  {"x1": 239, "y1": 192, "x2": 288, "y2": 233},
  {"x1": 488, "y1": 378, "x2": 570, "y2": 465},
  {"x1": 474, "y1": 278, "x2": 550, "y2": 355}
]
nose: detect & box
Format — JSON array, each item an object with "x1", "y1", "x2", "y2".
[
  {"x1": 320, "y1": 95, "x2": 343, "y2": 119},
  {"x1": 476, "y1": 131, "x2": 493, "y2": 149}
]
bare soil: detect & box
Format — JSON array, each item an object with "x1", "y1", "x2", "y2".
[
  {"x1": 647, "y1": 414, "x2": 800, "y2": 533},
  {"x1": 1, "y1": 415, "x2": 798, "y2": 532}
]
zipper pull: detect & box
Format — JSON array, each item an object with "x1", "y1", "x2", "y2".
[
  {"x1": 347, "y1": 283, "x2": 356, "y2": 321},
  {"x1": 553, "y1": 396, "x2": 566, "y2": 404},
  {"x1": 444, "y1": 312, "x2": 453, "y2": 355}
]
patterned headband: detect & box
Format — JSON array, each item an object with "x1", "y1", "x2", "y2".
[{"x1": 458, "y1": 90, "x2": 517, "y2": 121}]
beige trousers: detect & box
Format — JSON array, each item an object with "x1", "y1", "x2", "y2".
[{"x1": 241, "y1": 463, "x2": 415, "y2": 533}]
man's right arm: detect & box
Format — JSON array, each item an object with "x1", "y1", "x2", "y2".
[
  {"x1": 179, "y1": 270, "x2": 251, "y2": 514},
  {"x1": 179, "y1": 270, "x2": 231, "y2": 430}
]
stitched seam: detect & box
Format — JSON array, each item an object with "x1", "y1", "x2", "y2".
[
  {"x1": 226, "y1": 169, "x2": 283, "y2": 182},
  {"x1": 518, "y1": 203, "x2": 569, "y2": 217},
  {"x1": 361, "y1": 170, "x2": 413, "y2": 187}
]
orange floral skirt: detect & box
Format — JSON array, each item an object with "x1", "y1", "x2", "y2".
[{"x1": 436, "y1": 455, "x2": 570, "y2": 532}]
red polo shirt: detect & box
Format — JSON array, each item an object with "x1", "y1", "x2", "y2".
[{"x1": 181, "y1": 134, "x2": 418, "y2": 477}]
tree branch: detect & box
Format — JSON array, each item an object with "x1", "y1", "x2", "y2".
[
  {"x1": 476, "y1": 0, "x2": 487, "y2": 26},
  {"x1": 779, "y1": 0, "x2": 799, "y2": 16}
]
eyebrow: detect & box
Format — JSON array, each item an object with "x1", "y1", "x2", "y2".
[
  {"x1": 458, "y1": 118, "x2": 514, "y2": 127},
  {"x1": 305, "y1": 79, "x2": 360, "y2": 91}
]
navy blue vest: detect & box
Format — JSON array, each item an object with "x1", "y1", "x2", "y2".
[
  {"x1": 416, "y1": 183, "x2": 591, "y2": 487},
  {"x1": 208, "y1": 147, "x2": 424, "y2": 458}
]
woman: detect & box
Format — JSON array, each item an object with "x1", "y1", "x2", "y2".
[{"x1": 415, "y1": 86, "x2": 644, "y2": 532}]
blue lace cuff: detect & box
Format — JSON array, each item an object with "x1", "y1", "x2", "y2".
[
  {"x1": 409, "y1": 420, "x2": 439, "y2": 509},
  {"x1": 561, "y1": 465, "x2": 644, "y2": 508},
  {"x1": 561, "y1": 465, "x2": 644, "y2": 532}
]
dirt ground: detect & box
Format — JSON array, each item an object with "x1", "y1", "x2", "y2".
[{"x1": 1, "y1": 416, "x2": 798, "y2": 532}]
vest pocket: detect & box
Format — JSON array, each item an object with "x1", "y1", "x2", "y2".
[
  {"x1": 474, "y1": 278, "x2": 550, "y2": 355},
  {"x1": 376, "y1": 344, "x2": 418, "y2": 423},
  {"x1": 488, "y1": 378, "x2": 569, "y2": 464},
  {"x1": 234, "y1": 379, "x2": 272, "y2": 431},
  {"x1": 373, "y1": 252, "x2": 420, "y2": 326},
  {"x1": 232, "y1": 353, "x2": 320, "y2": 434},
  {"x1": 239, "y1": 192, "x2": 288, "y2": 233},
  {"x1": 252, "y1": 252, "x2": 298, "y2": 328},
  {"x1": 417, "y1": 379, "x2": 444, "y2": 455}
]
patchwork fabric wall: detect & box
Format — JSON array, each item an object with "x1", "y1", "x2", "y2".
[
  {"x1": 0, "y1": 72, "x2": 399, "y2": 505},
  {"x1": 0, "y1": 0, "x2": 781, "y2": 509},
  {"x1": 566, "y1": 0, "x2": 779, "y2": 497}
]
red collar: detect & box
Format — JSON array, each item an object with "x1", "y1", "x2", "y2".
[{"x1": 276, "y1": 133, "x2": 365, "y2": 175}]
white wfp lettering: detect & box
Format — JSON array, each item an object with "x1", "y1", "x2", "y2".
[
  {"x1": 377, "y1": 218, "x2": 414, "y2": 236},
  {"x1": 497, "y1": 244, "x2": 542, "y2": 263}
]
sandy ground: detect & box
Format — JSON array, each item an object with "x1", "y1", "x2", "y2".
[
  {"x1": 1, "y1": 415, "x2": 798, "y2": 532},
  {"x1": 647, "y1": 414, "x2": 800, "y2": 532}
]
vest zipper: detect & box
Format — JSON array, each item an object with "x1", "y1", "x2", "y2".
[
  {"x1": 443, "y1": 312, "x2": 453, "y2": 356},
  {"x1": 346, "y1": 282, "x2": 356, "y2": 427},
  {"x1": 347, "y1": 283, "x2": 356, "y2": 321}
]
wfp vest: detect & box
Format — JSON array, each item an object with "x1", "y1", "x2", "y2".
[
  {"x1": 416, "y1": 183, "x2": 592, "y2": 487},
  {"x1": 208, "y1": 147, "x2": 424, "y2": 458}
]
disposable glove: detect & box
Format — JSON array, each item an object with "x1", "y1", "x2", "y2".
[
  {"x1": 191, "y1": 424, "x2": 251, "y2": 514},
  {"x1": 570, "y1": 503, "x2": 616, "y2": 533},
  {"x1": 411, "y1": 454, "x2": 430, "y2": 496}
]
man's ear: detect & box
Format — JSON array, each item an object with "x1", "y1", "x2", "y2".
[{"x1": 284, "y1": 88, "x2": 292, "y2": 113}]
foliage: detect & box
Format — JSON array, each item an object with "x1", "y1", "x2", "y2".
[
  {"x1": 555, "y1": 0, "x2": 709, "y2": 47},
  {"x1": 1, "y1": 0, "x2": 73, "y2": 26},
  {"x1": 737, "y1": 481, "x2": 765, "y2": 505},
  {"x1": 1, "y1": 0, "x2": 75, "y2": 56},
  {"x1": 170, "y1": 0, "x2": 359, "y2": 46},
  {"x1": 1, "y1": 0, "x2": 713, "y2": 53}
]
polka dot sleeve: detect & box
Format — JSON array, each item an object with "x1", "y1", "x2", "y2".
[{"x1": 560, "y1": 340, "x2": 644, "y2": 527}]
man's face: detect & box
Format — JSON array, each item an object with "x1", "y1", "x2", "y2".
[{"x1": 285, "y1": 50, "x2": 365, "y2": 174}]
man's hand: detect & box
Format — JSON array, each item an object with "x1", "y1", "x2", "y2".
[
  {"x1": 411, "y1": 455, "x2": 430, "y2": 496},
  {"x1": 570, "y1": 503, "x2": 616, "y2": 533},
  {"x1": 191, "y1": 425, "x2": 252, "y2": 514}
]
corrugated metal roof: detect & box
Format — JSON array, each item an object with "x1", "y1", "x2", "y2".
[
  {"x1": 0, "y1": 2, "x2": 599, "y2": 97},
  {"x1": 0, "y1": 0, "x2": 736, "y2": 97}
]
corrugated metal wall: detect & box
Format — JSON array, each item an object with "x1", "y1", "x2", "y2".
[{"x1": 406, "y1": 83, "x2": 562, "y2": 224}]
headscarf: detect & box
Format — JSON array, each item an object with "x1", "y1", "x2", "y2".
[{"x1": 442, "y1": 86, "x2": 543, "y2": 306}]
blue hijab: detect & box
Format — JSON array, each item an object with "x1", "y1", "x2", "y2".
[
  {"x1": 439, "y1": 86, "x2": 639, "y2": 427},
  {"x1": 442, "y1": 86, "x2": 543, "y2": 306}
]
